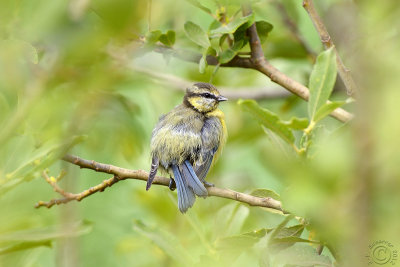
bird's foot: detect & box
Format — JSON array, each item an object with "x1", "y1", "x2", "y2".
[
  {"x1": 203, "y1": 181, "x2": 214, "y2": 187},
  {"x1": 168, "y1": 178, "x2": 176, "y2": 191}
]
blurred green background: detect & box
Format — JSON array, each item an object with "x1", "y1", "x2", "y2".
[{"x1": 1, "y1": 0, "x2": 399, "y2": 266}]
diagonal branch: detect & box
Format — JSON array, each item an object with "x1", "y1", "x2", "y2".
[
  {"x1": 303, "y1": 0, "x2": 358, "y2": 96},
  {"x1": 35, "y1": 154, "x2": 284, "y2": 212},
  {"x1": 241, "y1": 4, "x2": 353, "y2": 123}
]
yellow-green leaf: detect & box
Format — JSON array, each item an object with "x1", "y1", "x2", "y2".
[
  {"x1": 239, "y1": 99, "x2": 295, "y2": 145},
  {"x1": 250, "y1": 188, "x2": 281, "y2": 201},
  {"x1": 308, "y1": 47, "x2": 337, "y2": 121},
  {"x1": 314, "y1": 101, "x2": 345, "y2": 123},
  {"x1": 184, "y1": 21, "x2": 210, "y2": 48},
  {"x1": 256, "y1": 20, "x2": 273, "y2": 44},
  {"x1": 210, "y1": 14, "x2": 254, "y2": 36},
  {"x1": 282, "y1": 117, "x2": 309, "y2": 130}
]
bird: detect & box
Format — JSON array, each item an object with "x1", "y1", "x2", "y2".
[{"x1": 146, "y1": 82, "x2": 228, "y2": 213}]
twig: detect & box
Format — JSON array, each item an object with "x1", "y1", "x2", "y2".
[
  {"x1": 131, "y1": 65, "x2": 290, "y2": 100},
  {"x1": 273, "y1": 1, "x2": 316, "y2": 60},
  {"x1": 35, "y1": 154, "x2": 283, "y2": 212},
  {"x1": 302, "y1": 0, "x2": 357, "y2": 95}
]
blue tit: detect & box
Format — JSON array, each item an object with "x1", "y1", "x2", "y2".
[{"x1": 146, "y1": 82, "x2": 228, "y2": 213}]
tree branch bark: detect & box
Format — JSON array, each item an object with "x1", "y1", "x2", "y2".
[
  {"x1": 303, "y1": 0, "x2": 358, "y2": 96},
  {"x1": 35, "y1": 154, "x2": 283, "y2": 212}
]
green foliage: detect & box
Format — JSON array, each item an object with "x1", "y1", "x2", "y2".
[
  {"x1": 255, "y1": 21, "x2": 274, "y2": 44},
  {"x1": 1, "y1": 0, "x2": 399, "y2": 266},
  {"x1": 308, "y1": 47, "x2": 337, "y2": 122},
  {"x1": 184, "y1": 21, "x2": 211, "y2": 48},
  {"x1": 281, "y1": 117, "x2": 309, "y2": 130},
  {"x1": 209, "y1": 14, "x2": 254, "y2": 36},
  {"x1": 250, "y1": 188, "x2": 281, "y2": 200},
  {"x1": 239, "y1": 99, "x2": 295, "y2": 145},
  {"x1": 159, "y1": 30, "x2": 176, "y2": 47},
  {"x1": 313, "y1": 100, "x2": 345, "y2": 123}
]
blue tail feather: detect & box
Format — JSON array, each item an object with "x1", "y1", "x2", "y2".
[{"x1": 172, "y1": 165, "x2": 195, "y2": 213}]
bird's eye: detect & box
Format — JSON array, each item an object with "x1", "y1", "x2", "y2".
[{"x1": 202, "y1": 93, "x2": 213, "y2": 98}]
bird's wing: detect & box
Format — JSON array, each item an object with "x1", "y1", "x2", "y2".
[
  {"x1": 180, "y1": 160, "x2": 208, "y2": 197},
  {"x1": 195, "y1": 116, "x2": 223, "y2": 180},
  {"x1": 194, "y1": 147, "x2": 217, "y2": 181}
]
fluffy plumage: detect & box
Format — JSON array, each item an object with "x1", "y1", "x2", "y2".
[{"x1": 146, "y1": 83, "x2": 227, "y2": 213}]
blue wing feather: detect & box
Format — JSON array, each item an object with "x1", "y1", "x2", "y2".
[{"x1": 181, "y1": 160, "x2": 208, "y2": 197}]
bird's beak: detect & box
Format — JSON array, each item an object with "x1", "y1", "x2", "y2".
[{"x1": 217, "y1": 95, "x2": 228, "y2": 102}]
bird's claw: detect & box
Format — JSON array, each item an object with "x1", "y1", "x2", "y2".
[
  {"x1": 168, "y1": 178, "x2": 176, "y2": 191},
  {"x1": 203, "y1": 181, "x2": 214, "y2": 187}
]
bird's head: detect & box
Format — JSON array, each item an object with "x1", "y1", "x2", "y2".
[{"x1": 183, "y1": 82, "x2": 228, "y2": 113}]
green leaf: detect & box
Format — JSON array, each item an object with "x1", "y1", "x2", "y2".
[
  {"x1": 210, "y1": 14, "x2": 254, "y2": 36},
  {"x1": 275, "y1": 224, "x2": 304, "y2": 239},
  {"x1": 185, "y1": 0, "x2": 212, "y2": 14},
  {"x1": 263, "y1": 127, "x2": 295, "y2": 157},
  {"x1": 209, "y1": 19, "x2": 222, "y2": 31},
  {"x1": 250, "y1": 188, "x2": 281, "y2": 201},
  {"x1": 308, "y1": 47, "x2": 337, "y2": 121},
  {"x1": 239, "y1": 99, "x2": 295, "y2": 145},
  {"x1": 268, "y1": 215, "x2": 295, "y2": 241},
  {"x1": 314, "y1": 101, "x2": 345, "y2": 123},
  {"x1": 256, "y1": 20, "x2": 273, "y2": 44},
  {"x1": 145, "y1": 30, "x2": 162, "y2": 45},
  {"x1": 242, "y1": 228, "x2": 272, "y2": 239},
  {"x1": 233, "y1": 23, "x2": 249, "y2": 45},
  {"x1": 0, "y1": 220, "x2": 93, "y2": 242},
  {"x1": 272, "y1": 243, "x2": 332, "y2": 267},
  {"x1": 199, "y1": 52, "x2": 207, "y2": 73},
  {"x1": 270, "y1": 224, "x2": 306, "y2": 251},
  {"x1": 133, "y1": 220, "x2": 194, "y2": 266},
  {"x1": 219, "y1": 49, "x2": 236, "y2": 64},
  {"x1": 184, "y1": 21, "x2": 210, "y2": 48},
  {"x1": 273, "y1": 236, "x2": 320, "y2": 245},
  {"x1": 282, "y1": 117, "x2": 309, "y2": 130},
  {"x1": 0, "y1": 240, "x2": 52, "y2": 255},
  {"x1": 167, "y1": 30, "x2": 176, "y2": 45},
  {"x1": 159, "y1": 30, "x2": 175, "y2": 47},
  {"x1": 219, "y1": 38, "x2": 245, "y2": 63}
]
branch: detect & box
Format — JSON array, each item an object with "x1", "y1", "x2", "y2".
[
  {"x1": 35, "y1": 154, "x2": 283, "y2": 212},
  {"x1": 131, "y1": 65, "x2": 290, "y2": 100},
  {"x1": 273, "y1": 1, "x2": 316, "y2": 60},
  {"x1": 242, "y1": 5, "x2": 354, "y2": 123},
  {"x1": 302, "y1": 0, "x2": 358, "y2": 95}
]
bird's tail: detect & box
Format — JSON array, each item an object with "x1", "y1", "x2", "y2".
[{"x1": 172, "y1": 160, "x2": 208, "y2": 213}]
